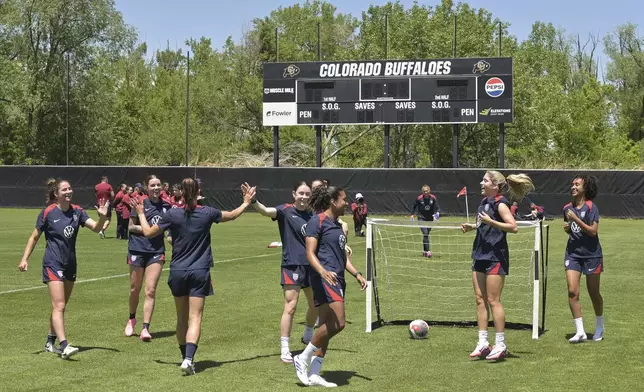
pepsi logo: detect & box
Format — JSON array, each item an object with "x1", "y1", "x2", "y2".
[{"x1": 485, "y1": 77, "x2": 505, "y2": 98}]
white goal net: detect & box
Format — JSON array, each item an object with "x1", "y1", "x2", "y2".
[{"x1": 364, "y1": 218, "x2": 548, "y2": 339}]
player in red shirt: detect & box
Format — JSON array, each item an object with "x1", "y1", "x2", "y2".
[
  {"x1": 114, "y1": 183, "x2": 127, "y2": 239},
  {"x1": 160, "y1": 182, "x2": 170, "y2": 201},
  {"x1": 94, "y1": 176, "x2": 114, "y2": 239},
  {"x1": 350, "y1": 193, "x2": 368, "y2": 236}
]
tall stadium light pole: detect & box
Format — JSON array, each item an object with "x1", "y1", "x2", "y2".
[
  {"x1": 66, "y1": 52, "x2": 70, "y2": 166},
  {"x1": 186, "y1": 51, "x2": 190, "y2": 166},
  {"x1": 273, "y1": 28, "x2": 280, "y2": 167},
  {"x1": 315, "y1": 22, "x2": 323, "y2": 168},
  {"x1": 384, "y1": 15, "x2": 390, "y2": 168},
  {"x1": 498, "y1": 22, "x2": 505, "y2": 169},
  {"x1": 451, "y1": 15, "x2": 459, "y2": 168}
]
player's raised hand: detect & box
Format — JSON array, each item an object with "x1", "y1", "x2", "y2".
[
  {"x1": 242, "y1": 185, "x2": 256, "y2": 204},
  {"x1": 129, "y1": 197, "x2": 144, "y2": 215},
  {"x1": 97, "y1": 200, "x2": 110, "y2": 217}
]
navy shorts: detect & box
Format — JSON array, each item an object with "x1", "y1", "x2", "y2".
[
  {"x1": 472, "y1": 259, "x2": 508, "y2": 275},
  {"x1": 310, "y1": 274, "x2": 346, "y2": 307},
  {"x1": 168, "y1": 268, "x2": 213, "y2": 298},
  {"x1": 42, "y1": 264, "x2": 77, "y2": 284},
  {"x1": 127, "y1": 251, "x2": 166, "y2": 268},
  {"x1": 565, "y1": 256, "x2": 603, "y2": 275},
  {"x1": 281, "y1": 265, "x2": 312, "y2": 288}
]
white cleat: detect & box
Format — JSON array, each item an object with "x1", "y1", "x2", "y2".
[
  {"x1": 469, "y1": 342, "x2": 492, "y2": 359},
  {"x1": 569, "y1": 333, "x2": 587, "y2": 343},
  {"x1": 485, "y1": 344, "x2": 508, "y2": 361},
  {"x1": 99, "y1": 231, "x2": 105, "y2": 239},
  {"x1": 294, "y1": 354, "x2": 311, "y2": 385},
  {"x1": 281, "y1": 350, "x2": 293, "y2": 363},
  {"x1": 44, "y1": 342, "x2": 62, "y2": 354},
  {"x1": 593, "y1": 330, "x2": 604, "y2": 342},
  {"x1": 60, "y1": 345, "x2": 79, "y2": 360},
  {"x1": 180, "y1": 359, "x2": 195, "y2": 375},
  {"x1": 308, "y1": 374, "x2": 337, "y2": 387}
]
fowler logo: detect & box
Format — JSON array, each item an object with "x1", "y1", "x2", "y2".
[{"x1": 266, "y1": 110, "x2": 292, "y2": 117}]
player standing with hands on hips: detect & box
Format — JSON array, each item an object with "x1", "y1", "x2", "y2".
[
  {"x1": 410, "y1": 185, "x2": 440, "y2": 257},
  {"x1": 294, "y1": 185, "x2": 367, "y2": 387},
  {"x1": 18, "y1": 178, "x2": 110, "y2": 359},
  {"x1": 461, "y1": 171, "x2": 534, "y2": 361},
  {"x1": 130, "y1": 178, "x2": 255, "y2": 375},
  {"x1": 563, "y1": 175, "x2": 604, "y2": 343}
]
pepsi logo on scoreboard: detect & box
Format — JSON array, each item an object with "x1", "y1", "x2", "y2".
[{"x1": 485, "y1": 77, "x2": 505, "y2": 98}]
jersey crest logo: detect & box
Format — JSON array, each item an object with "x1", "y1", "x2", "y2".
[
  {"x1": 150, "y1": 215, "x2": 161, "y2": 226},
  {"x1": 485, "y1": 204, "x2": 490, "y2": 212},
  {"x1": 63, "y1": 226, "x2": 75, "y2": 239},
  {"x1": 424, "y1": 205, "x2": 431, "y2": 210},
  {"x1": 339, "y1": 234, "x2": 347, "y2": 250},
  {"x1": 580, "y1": 211, "x2": 586, "y2": 219},
  {"x1": 292, "y1": 273, "x2": 299, "y2": 281},
  {"x1": 301, "y1": 224, "x2": 308, "y2": 237},
  {"x1": 73, "y1": 214, "x2": 78, "y2": 222},
  {"x1": 57, "y1": 270, "x2": 64, "y2": 278}
]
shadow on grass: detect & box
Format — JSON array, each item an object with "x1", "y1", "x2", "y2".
[
  {"x1": 295, "y1": 370, "x2": 372, "y2": 387},
  {"x1": 151, "y1": 330, "x2": 176, "y2": 339},
  {"x1": 32, "y1": 346, "x2": 120, "y2": 356},
  {"x1": 155, "y1": 353, "x2": 282, "y2": 373}
]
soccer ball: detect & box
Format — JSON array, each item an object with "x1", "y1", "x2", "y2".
[{"x1": 408, "y1": 319, "x2": 429, "y2": 339}]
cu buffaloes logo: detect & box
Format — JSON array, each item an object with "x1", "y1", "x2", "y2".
[
  {"x1": 472, "y1": 60, "x2": 491, "y2": 74},
  {"x1": 283, "y1": 64, "x2": 300, "y2": 78}
]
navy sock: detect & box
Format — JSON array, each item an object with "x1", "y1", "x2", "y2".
[
  {"x1": 185, "y1": 343, "x2": 198, "y2": 362},
  {"x1": 143, "y1": 323, "x2": 150, "y2": 330},
  {"x1": 60, "y1": 340, "x2": 68, "y2": 350},
  {"x1": 180, "y1": 344, "x2": 186, "y2": 359},
  {"x1": 46, "y1": 334, "x2": 56, "y2": 345},
  {"x1": 129, "y1": 313, "x2": 136, "y2": 320}
]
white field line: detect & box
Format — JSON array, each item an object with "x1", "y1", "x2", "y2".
[{"x1": 0, "y1": 253, "x2": 277, "y2": 295}]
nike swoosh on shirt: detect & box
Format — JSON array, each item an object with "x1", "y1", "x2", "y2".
[
  {"x1": 53, "y1": 219, "x2": 61, "y2": 223},
  {"x1": 145, "y1": 208, "x2": 153, "y2": 211}
]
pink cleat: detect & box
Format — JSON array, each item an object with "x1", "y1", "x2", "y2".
[
  {"x1": 124, "y1": 318, "x2": 137, "y2": 337},
  {"x1": 469, "y1": 343, "x2": 492, "y2": 360},
  {"x1": 423, "y1": 251, "x2": 433, "y2": 258},
  {"x1": 140, "y1": 327, "x2": 152, "y2": 342}
]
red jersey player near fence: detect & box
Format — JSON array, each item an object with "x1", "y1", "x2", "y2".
[{"x1": 94, "y1": 176, "x2": 114, "y2": 239}]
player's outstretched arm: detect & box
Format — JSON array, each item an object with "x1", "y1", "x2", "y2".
[
  {"x1": 221, "y1": 185, "x2": 256, "y2": 222},
  {"x1": 241, "y1": 182, "x2": 277, "y2": 218},
  {"x1": 84, "y1": 200, "x2": 109, "y2": 233},
  {"x1": 18, "y1": 228, "x2": 42, "y2": 272}
]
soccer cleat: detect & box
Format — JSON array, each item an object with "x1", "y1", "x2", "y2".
[
  {"x1": 281, "y1": 350, "x2": 293, "y2": 363},
  {"x1": 44, "y1": 342, "x2": 62, "y2": 355},
  {"x1": 124, "y1": 318, "x2": 137, "y2": 337},
  {"x1": 485, "y1": 344, "x2": 508, "y2": 361},
  {"x1": 301, "y1": 337, "x2": 311, "y2": 345},
  {"x1": 99, "y1": 231, "x2": 105, "y2": 239},
  {"x1": 592, "y1": 330, "x2": 603, "y2": 342},
  {"x1": 60, "y1": 344, "x2": 79, "y2": 360},
  {"x1": 180, "y1": 359, "x2": 195, "y2": 376},
  {"x1": 294, "y1": 354, "x2": 311, "y2": 385},
  {"x1": 308, "y1": 374, "x2": 337, "y2": 388},
  {"x1": 569, "y1": 333, "x2": 587, "y2": 343},
  {"x1": 140, "y1": 328, "x2": 152, "y2": 342},
  {"x1": 424, "y1": 251, "x2": 433, "y2": 258},
  {"x1": 469, "y1": 343, "x2": 491, "y2": 359}
]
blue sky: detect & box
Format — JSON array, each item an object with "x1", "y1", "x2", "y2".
[{"x1": 114, "y1": 0, "x2": 641, "y2": 72}]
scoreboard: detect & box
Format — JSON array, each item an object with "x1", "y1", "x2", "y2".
[{"x1": 262, "y1": 57, "x2": 513, "y2": 126}]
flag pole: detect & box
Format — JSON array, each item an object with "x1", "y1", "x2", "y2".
[{"x1": 465, "y1": 190, "x2": 470, "y2": 222}]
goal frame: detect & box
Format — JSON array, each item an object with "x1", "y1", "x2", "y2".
[{"x1": 364, "y1": 217, "x2": 549, "y2": 339}]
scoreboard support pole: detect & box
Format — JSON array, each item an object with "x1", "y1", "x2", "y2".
[
  {"x1": 316, "y1": 126, "x2": 322, "y2": 167},
  {"x1": 384, "y1": 15, "x2": 390, "y2": 168},
  {"x1": 273, "y1": 28, "x2": 280, "y2": 167},
  {"x1": 451, "y1": 15, "x2": 459, "y2": 168},
  {"x1": 498, "y1": 21, "x2": 505, "y2": 169}
]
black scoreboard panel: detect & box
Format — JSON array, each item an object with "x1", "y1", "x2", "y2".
[{"x1": 263, "y1": 58, "x2": 513, "y2": 126}]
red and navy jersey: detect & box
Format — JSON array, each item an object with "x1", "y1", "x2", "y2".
[
  {"x1": 129, "y1": 198, "x2": 171, "y2": 253},
  {"x1": 157, "y1": 205, "x2": 222, "y2": 270},
  {"x1": 411, "y1": 194, "x2": 439, "y2": 220},
  {"x1": 305, "y1": 213, "x2": 347, "y2": 276},
  {"x1": 563, "y1": 201, "x2": 602, "y2": 258},
  {"x1": 168, "y1": 196, "x2": 185, "y2": 209},
  {"x1": 36, "y1": 204, "x2": 89, "y2": 267},
  {"x1": 472, "y1": 195, "x2": 510, "y2": 263},
  {"x1": 273, "y1": 203, "x2": 312, "y2": 266}
]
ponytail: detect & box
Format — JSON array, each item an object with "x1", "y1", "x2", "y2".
[
  {"x1": 45, "y1": 178, "x2": 61, "y2": 204},
  {"x1": 181, "y1": 177, "x2": 199, "y2": 211}
]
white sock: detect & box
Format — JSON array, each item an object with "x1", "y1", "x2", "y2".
[
  {"x1": 595, "y1": 315, "x2": 604, "y2": 331},
  {"x1": 478, "y1": 330, "x2": 488, "y2": 345},
  {"x1": 495, "y1": 332, "x2": 505, "y2": 346},
  {"x1": 280, "y1": 336, "x2": 289, "y2": 352},
  {"x1": 303, "y1": 326, "x2": 314, "y2": 341},
  {"x1": 309, "y1": 356, "x2": 323, "y2": 376},
  {"x1": 300, "y1": 343, "x2": 318, "y2": 363},
  {"x1": 574, "y1": 317, "x2": 585, "y2": 335}
]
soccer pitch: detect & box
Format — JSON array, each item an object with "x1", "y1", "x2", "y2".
[{"x1": 1, "y1": 209, "x2": 642, "y2": 391}]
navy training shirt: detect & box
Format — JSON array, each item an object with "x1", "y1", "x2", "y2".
[
  {"x1": 411, "y1": 194, "x2": 439, "y2": 220},
  {"x1": 129, "y1": 197, "x2": 170, "y2": 253},
  {"x1": 305, "y1": 213, "x2": 347, "y2": 277},
  {"x1": 156, "y1": 205, "x2": 222, "y2": 270},
  {"x1": 273, "y1": 203, "x2": 312, "y2": 266},
  {"x1": 472, "y1": 195, "x2": 510, "y2": 263},
  {"x1": 36, "y1": 204, "x2": 89, "y2": 267},
  {"x1": 563, "y1": 201, "x2": 603, "y2": 258}
]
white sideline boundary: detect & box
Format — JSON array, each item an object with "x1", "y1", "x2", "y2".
[{"x1": 0, "y1": 253, "x2": 277, "y2": 295}]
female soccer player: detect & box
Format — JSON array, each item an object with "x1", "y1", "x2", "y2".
[
  {"x1": 563, "y1": 175, "x2": 604, "y2": 343},
  {"x1": 294, "y1": 185, "x2": 367, "y2": 387},
  {"x1": 410, "y1": 185, "x2": 440, "y2": 257},
  {"x1": 169, "y1": 183, "x2": 185, "y2": 208},
  {"x1": 461, "y1": 171, "x2": 534, "y2": 361},
  {"x1": 114, "y1": 183, "x2": 128, "y2": 239},
  {"x1": 131, "y1": 177, "x2": 255, "y2": 375},
  {"x1": 243, "y1": 181, "x2": 317, "y2": 363},
  {"x1": 18, "y1": 178, "x2": 110, "y2": 359},
  {"x1": 124, "y1": 175, "x2": 171, "y2": 341}
]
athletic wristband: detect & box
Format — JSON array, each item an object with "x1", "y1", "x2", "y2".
[
  {"x1": 251, "y1": 199, "x2": 257, "y2": 204},
  {"x1": 354, "y1": 271, "x2": 363, "y2": 277}
]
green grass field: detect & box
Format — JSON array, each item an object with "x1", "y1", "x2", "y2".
[{"x1": 1, "y1": 209, "x2": 642, "y2": 391}]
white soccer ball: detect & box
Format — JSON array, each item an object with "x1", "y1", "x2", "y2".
[{"x1": 408, "y1": 319, "x2": 429, "y2": 339}]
